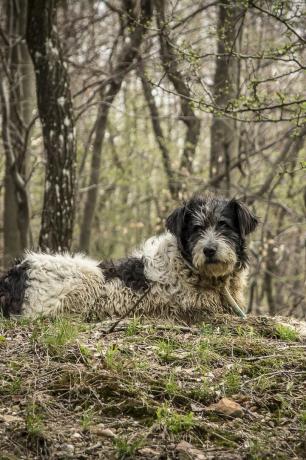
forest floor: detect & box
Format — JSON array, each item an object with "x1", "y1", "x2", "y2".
[{"x1": 0, "y1": 314, "x2": 305, "y2": 459}]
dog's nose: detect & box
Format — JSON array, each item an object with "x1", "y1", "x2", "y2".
[{"x1": 203, "y1": 246, "x2": 217, "y2": 258}]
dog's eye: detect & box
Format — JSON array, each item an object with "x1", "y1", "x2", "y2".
[
  {"x1": 219, "y1": 220, "x2": 232, "y2": 230},
  {"x1": 192, "y1": 224, "x2": 203, "y2": 232}
]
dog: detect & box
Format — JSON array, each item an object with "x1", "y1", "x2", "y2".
[{"x1": 0, "y1": 195, "x2": 258, "y2": 322}]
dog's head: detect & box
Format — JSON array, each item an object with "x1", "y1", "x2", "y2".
[{"x1": 166, "y1": 195, "x2": 258, "y2": 277}]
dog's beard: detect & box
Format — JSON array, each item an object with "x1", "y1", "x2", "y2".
[{"x1": 191, "y1": 237, "x2": 237, "y2": 278}]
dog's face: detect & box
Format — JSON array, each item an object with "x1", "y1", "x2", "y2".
[{"x1": 166, "y1": 195, "x2": 258, "y2": 277}]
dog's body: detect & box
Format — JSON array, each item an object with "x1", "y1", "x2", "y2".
[{"x1": 0, "y1": 195, "x2": 258, "y2": 322}]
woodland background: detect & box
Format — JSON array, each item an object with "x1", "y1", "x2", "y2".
[{"x1": 0, "y1": 0, "x2": 305, "y2": 318}]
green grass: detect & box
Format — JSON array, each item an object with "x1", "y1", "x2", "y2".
[
  {"x1": 274, "y1": 323, "x2": 300, "y2": 341},
  {"x1": 26, "y1": 403, "x2": 44, "y2": 437},
  {"x1": 164, "y1": 372, "x2": 180, "y2": 397},
  {"x1": 299, "y1": 410, "x2": 306, "y2": 428},
  {"x1": 223, "y1": 369, "x2": 242, "y2": 395},
  {"x1": 156, "y1": 403, "x2": 195, "y2": 433},
  {"x1": 155, "y1": 338, "x2": 178, "y2": 362},
  {"x1": 31, "y1": 317, "x2": 80, "y2": 351},
  {"x1": 105, "y1": 344, "x2": 121, "y2": 369},
  {"x1": 80, "y1": 407, "x2": 96, "y2": 430},
  {"x1": 114, "y1": 436, "x2": 144, "y2": 459},
  {"x1": 125, "y1": 317, "x2": 141, "y2": 336}
]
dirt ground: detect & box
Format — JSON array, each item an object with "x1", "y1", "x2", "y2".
[{"x1": 0, "y1": 314, "x2": 305, "y2": 459}]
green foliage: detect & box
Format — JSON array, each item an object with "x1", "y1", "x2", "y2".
[
  {"x1": 80, "y1": 407, "x2": 96, "y2": 430},
  {"x1": 274, "y1": 324, "x2": 299, "y2": 342},
  {"x1": 26, "y1": 403, "x2": 44, "y2": 437},
  {"x1": 299, "y1": 410, "x2": 306, "y2": 429},
  {"x1": 105, "y1": 344, "x2": 121, "y2": 370},
  {"x1": 0, "y1": 376, "x2": 22, "y2": 395},
  {"x1": 156, "y1": 403, "x2": 195, "y2": 433},
  {"x1": 31, "y1": 317, "x2": 80, "y2": 352},
  {"x1": 164, "y1": 372, "x2": 179, "y2": 396},
  {"x1": 114, "y1": 436, "x2": 144, "y2": 459},
  {"x1": 200, "y1": 323, "x2": 215, "y2": 336},
  {"x1": 155, "y1": 338, "x2": 178, "y2": 362},
  {"x1": 196, "y1": 340, "x2": 222, "y2": 365},
  {"x1": 125, "y1": 317, "x2": 141, "y2": 336},
  {"x1": 78, "y1": 343, "x2": 92, "y2": 360},
  {"x1": 224, "y1": 369, "x2": 241, "y2": 395}
]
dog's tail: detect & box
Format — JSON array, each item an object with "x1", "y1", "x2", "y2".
[{"x1": 0, "y1": 259, "x2": 29, "y2": 318}]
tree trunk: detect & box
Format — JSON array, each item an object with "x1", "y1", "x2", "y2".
[
  {"x1": 155, "y1": 0, "x2": 201, "y2": 176},
  {"x1": 3, "y1": 171, "x2": 20, "y2": 263},
  {"x1": 139, "y1": 60, "x2": 180, "y2": 199},
  {"x1": 26, "y1": 0, "x2": 76, "y2": 252},
  {"x1": 210, "y1": 0, "x2": 244, "y2": 195},
  {"x1": 79, "y1": 0, "x2": 153, "y2": 252},
  {"x1": 1, "y1": 0, "x2": 33, "y2": 266}
]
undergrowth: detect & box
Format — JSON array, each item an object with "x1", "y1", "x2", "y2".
[{"x1": 0, "y1": 314, "x2": 305, "y2": 459}]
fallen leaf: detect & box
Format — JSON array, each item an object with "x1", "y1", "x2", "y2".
[
  {"x1": 206, "y1": 397, "x2": 243, "y2": 418},
  {"x1": 90, "y1": 425, "x2": 116, "y2": 438}
]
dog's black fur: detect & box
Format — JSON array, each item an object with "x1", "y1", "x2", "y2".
[
  {"x1": 0, "y1": 260, "x2": 29, "y2": 317},
  {"x1": 99, "y1": 257, "x2": 149, "y2": 292}
]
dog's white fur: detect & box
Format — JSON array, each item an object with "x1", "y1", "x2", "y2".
[{"x1": 20, "y1": 232, "x2": 247, "y2": 320}]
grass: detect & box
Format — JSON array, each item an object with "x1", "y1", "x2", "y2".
[
  {"x1": 26, "y1": 403, "x2": 44, "y2": 437},
  {"x1": 80, "y1": 406, "x2": 97, "y2": 430},
  {"x1": 114, "y1": 436, "x2": 144, "y2": 459},
  {"x1": 156, "y1": 403, "x2": 195, "y2": 433},
  {"x1": 223, "y1": 369, "x2": 242, "y2": 395},
  {"x1": 31, "y1": 317, "x2": 80, "y2": 352},
  {"x1": 274, "y1": 323, "x2": 300, "y2": 341},
  {"x1": 105, "y1": 344, "x2": 121, "y2": 369},
  {"x1": 0, "y1": 313, "x2": 305, "y2": 459},
  {"x1": 299, "y1": 410, "x2": 306, "y2": 429}
]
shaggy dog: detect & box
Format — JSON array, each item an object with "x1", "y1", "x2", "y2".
[{"x1": 0, "y1": 195, "x2": 258, "y2": 322}]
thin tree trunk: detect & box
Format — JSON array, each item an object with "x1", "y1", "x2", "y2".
[
  {"x1": 3, "y1": 170, "x2": 20, "y2": 262},
  {"x1": 139, "y1": 60, "x2": 179, "y2": 199},
  {"x1": 26, "y1": 0, "x2": 76, "y2": 251},
  {"x1": 79, "y1": 0, "x2": 153, "y2": 252},
  {"x1": 210, "y1": 0, "x2": 244, "y2": 195},
  {"x1": 1, "y1": 0, "x2": 33, "y2": 265},
  {"x1": 0, "y1": 79, "x2": 31, "y2": 255},
  {"x1": 264, "y1": 230, "x2": 276, "y2": 316},
  {"x1": 155, "y1": 0, "x2": 201, "y2": 175}
]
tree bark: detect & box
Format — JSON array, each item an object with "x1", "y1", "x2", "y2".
[
  {"x1": 1, "y1": 0, "x2": 33, "y2": 265},
  {"x1": 155, "y1": 0, "x2": 201, "y2": 175},
  {"x1": 26, "y1": 0, "x2": 76, "y2": 252},
  {"x1": 209, "y1": 0, "x2": 244, "y2": 195},
  {"x1": 79, "y1": 0, "x2": 153, "y2": 252},
  {"x1": 0, "y1": 80, "x2": 31, "y2": 253}
]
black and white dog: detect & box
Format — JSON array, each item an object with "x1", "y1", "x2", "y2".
[{"x1": 0, "y1": 195, "x2": 258, "y2": 322}]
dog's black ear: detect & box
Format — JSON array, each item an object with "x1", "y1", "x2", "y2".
[
  {"x1": 166, "y1": 205, "x2": 186, "y2": 237},
  {"x1": 232, "y1": 200, "x2": 258, "y2": 237}
]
